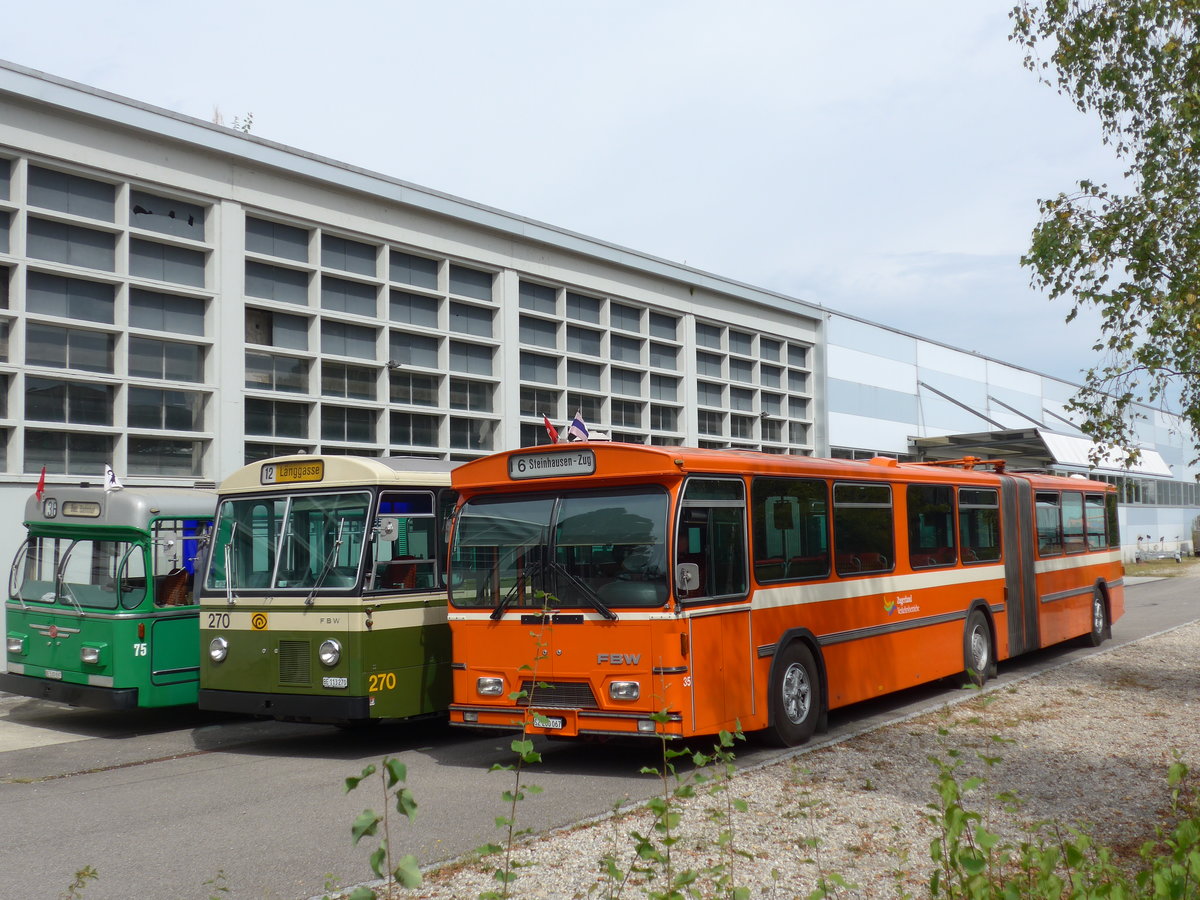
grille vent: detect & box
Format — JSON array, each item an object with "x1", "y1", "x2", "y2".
[
  {"x1": 518, "y1": 680, "x2": 597, "y2": 709},
  {"x1": 278, "y1": 640, "x2": 311, "y2": 686}
]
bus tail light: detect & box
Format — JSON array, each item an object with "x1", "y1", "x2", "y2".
[
  {"x1": 6, "y1": 636, "x2": 25, "y2": 655},
  {"x1": 609, "y1": 681, "x2": 640, "y2": 701},
  {"x1": 476, "y1": 677, "x2": 503, "y2": 696}
]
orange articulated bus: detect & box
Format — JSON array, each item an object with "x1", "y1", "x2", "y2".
[{"x1": 445, "y1": 443, "x2": 1123, "y2": 747}]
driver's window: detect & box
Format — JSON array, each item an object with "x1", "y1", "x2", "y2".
[{"x1": 120, "y1": 546, "x2": 148, "y2": 609}]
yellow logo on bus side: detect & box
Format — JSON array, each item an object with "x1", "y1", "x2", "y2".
[{"x1": 251, "y1": 612, "x2": 269, "y2": 631}]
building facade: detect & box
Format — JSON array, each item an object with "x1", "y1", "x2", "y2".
[{"x1": 0, "y1": 58, "x2": 1196, "y2": 592}]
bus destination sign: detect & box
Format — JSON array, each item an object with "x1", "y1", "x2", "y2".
[
  {"x1": 261, "y1": 460, "x2": 325, "y2": 485},
  {"x1": 508, "y1": 449, "x2": 596, "y2": 480}
]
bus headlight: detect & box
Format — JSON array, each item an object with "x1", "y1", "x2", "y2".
[
  {"x1": 209, "y1": 637, "x2": 228, "y2": 663},
  {"x1": 318, "y1": 639, "x2": 341, "y2": 667},
  {"x1": 609, "y1": 681, "x2": 640, "y2": 701},
  {"x1": 80, "y1": 646, "x2": 102, "y2": 665},
  {"x1": 6, "y1": 636, "x2": 25, "y2": 655},
  {"x1": 476, "y1": 677, "x2": 504, "y2": 696}
]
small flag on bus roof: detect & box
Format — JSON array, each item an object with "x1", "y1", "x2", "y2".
[
  {"x1": 104, "y1": 464, "x2": 124, "y2": 493},
  {"x1": 35, "y1": 465, "x2": 46, "y2": 501},
  {"x1": 567, "y1": 411, "x2": 589, "y2": 442},
  {"x1": 542, "y1": 414, "x2": 560, "y2": 444}
]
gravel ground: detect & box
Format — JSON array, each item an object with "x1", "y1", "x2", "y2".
[{"x1": 355, "y1": 614, "x2": 1200, "y2": 900}]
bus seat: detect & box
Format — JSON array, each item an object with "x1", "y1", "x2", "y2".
[
  {"x1": 155, "y1": 568, "x2": 190, "y2": 606},
  {"x1": 787, "y1": 555, "x2": 827, "y2": 578},
  {"x1": 755, "y1": 558, "x2": 784, "y2": 581},
  {"x1": 380, "y1": 556, "x2": 418, "y2": 589}
]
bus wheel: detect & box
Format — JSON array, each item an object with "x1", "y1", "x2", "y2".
[
  {"x1": 1084, "y1": 589, "x2": 1107, "y2": 647},
  {"x1": 962, "y1": 609, "x2": 992, "y2": 687},
  {"x1": 764, "y1": 642, "x2": 820, "y2": 747}
]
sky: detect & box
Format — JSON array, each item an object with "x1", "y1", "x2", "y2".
[{"x1": 3, "y1": 1, "x2": 1125, "y2": 384}]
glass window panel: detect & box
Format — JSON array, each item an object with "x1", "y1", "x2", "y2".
[
  {"x1": 449, "y1": 341, "x2": 492, "y2": 375},
  {"x1": 610, "y1": 303, "x2": 640, "y2": 332},
  {"x1": 565, "y1": 324, "x2": 600, "y2": 355},
  {"x1": 612, "y1": 399, "x2": 642, "y2": 427},
  {"x1": 649, "y1": 342, "x2": 677, "y2": 369},
  {"x1": 519, "y1": 386, "x2": 559, "y2": 418},
  {"x1": 245, "y1": 260, "x2": 308, "y2": 304},
  {"x1": 450, "y1": 378, "x2": 493, "y2": 412},
  {"x1": 761, "y1": 392, "x2": 783, "y2": 415},
  {"x1": 612, "y1": 367, "x2": 642, "y2": 396},
  {"x1": 697, "y1": 352, "x2": 723, "y2": 377},
  {"x1": 322, "y1": 362, "x2": 375, "y2": 400},
  {"x1": 26, "y1": 273, "x2": 115, "y2": 324},
  {"x1": 698, "y1": 382, "x2": 724, "y2": 406},
  {"x1": 697, "y1": 323, "x2": 722, "y2": 349},
  {"x1": 762, "y1": 419, "x2": 783, "y2": 442},
  {"x1": 730, "y1": 358, "x2": 754, "y2": 383},
  {"x1": 522, "y1": 316, "x2": 559, "y2": 349},
  {"x1": 129, "y1": 438, "x2": 202, "y2": 477},
  {"x1": 390, "y1": 290, "x2": 439, "y2": 327},
  {"x1": 788, "y1": 370, "x2": 808, "y2": 392},
  {"x1": 25, "y1": 377, "x2": 66, "y2": 421},
  {"x1": 730, "y1": 387, "x2": 754, "y2": 411},
  {"x1": 246, "y1": 217, "x2": 309, "y2": 261},
  {"x1": 390, "y1": 412, "x2": 439, "y2": 446},
  {"x1": 0, "y1": 158, "x2": 8, "y2": 201},
  {"x1": 650, "y1": 374, "x2": 678, "y2": 401},
  {"x1": 648, "y1": 312, "x2": 677, "y2": 341},
  {"x1": 566, "y1": 291, "x2": 599, "y2": 323},
  {"x1": 390, "y1": 331, "x2": 438, "y2": 368},
  {"x1": 761, "y1": 364, "x2": 781, "y2": 388},
  {"x1": 789, "y1": 344, "x2": 808, "y2": 367},
  {"x1": 611, "y1": 334, "x2": 641, "y2": 363},
  {"x1": 272, "y1": 311, "x2": 309, "y2": 351},
  {"x1": 67, "y1": 329, "x2": 113, "y2": 373},
  {"x1": 519, "y1": 281, "x2": 556, "y2": 314},
  {"x1": 520, "y1": 351, "x2": 557, "y2": 383},
  {"x1": 390, "y1": 371, "x2": 438, "y2": 406},
  {"x1": 390, "y1": 250, "x2": 438, "y2": 289},
  {"x1": 731, "y1": 415, "x2": 754, "y2": 439},
  {"x1": 321, "y1": 276, "x2": 376, "y2": 317},
  {"x1": 130, "y1": 239, "x2": 205, "y2": 287},
  {"x1": 729, "y1": 331, "x2": 753, "y2": 356},
  {"x1": 322, "y1": 235, "x2": 376, "y2": 276},
  {"x1": 567, "y1": 359, "x2": 601, "y2": 390},
  {"x1": 129, "y1": 289, "x2": 205, "y2": 336},
  {"x1": 449, "y1": 416, "x2": 494, "y2": 450},
  {"x1": 28, "y1": 167, "x2": 114, "y2": 220},
  {"x1": 450, "y1": 302, "x2": 493, "y2": 337},
  {"x1": 698, "y1": 410, "x2": 724, "y2": 435},
  {"x1": 566, "y1": 392, "x2": 603, "y2": 422},
  {"x1": 761, "y1": 337, "x2": 781, "y2": 361},
  {"x1": 0, "y1": 211, "x2": 8, "y2": 253},
  {"x1": 130, "y1": 191, "x2": 205, "y2": 240},
  {"x1": 26, "y1": 323, "x2": 67, "y2": 368},
  {"x1": 27, "y1": 218, "x2": 115, "y2": 271},
  {"x1": 449, "y1": 264, "x2": 492, "y2": 300},
  {"x1": 650, "y1": 404, "x2": 678, "y2": 431},
  {"x1": 322, "y1": 321, "x2": 377, "y2": 358}
]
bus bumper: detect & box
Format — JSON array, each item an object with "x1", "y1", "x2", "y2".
[
  {"x1": 450, "y1": 704, "x2": 681, "y2": 739},
  {"x1": 0, "y1": 672, "x2": 138, "y2": 709},
  {"x1": 198, "y1": 688, "x2": 371, "y2": 722}
]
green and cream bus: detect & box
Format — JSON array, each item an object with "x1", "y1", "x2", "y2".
[
  {"x1": 198, "y1": 455, "x2": 457, "y2": 724},
  {"x1": 4, "y1": 484, "x2": 216, "y2": 708}
]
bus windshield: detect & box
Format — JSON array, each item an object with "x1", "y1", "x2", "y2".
[
  {"x1": 207, "y1": 491, "x2": 370, "y2": 593},
  {"x1": 449, "y1": 488, "x2": 670, "y2": 611},
  {"x1": 10, "y1": 536, "x2": 147, "y2": 611}
]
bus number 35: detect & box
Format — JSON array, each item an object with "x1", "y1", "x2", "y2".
[{"x1": 368, "y1": 672, "x2": 397, "y2": 692}]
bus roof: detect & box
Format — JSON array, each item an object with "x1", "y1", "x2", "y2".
[
  {"x1": 217, "y1": 455, "x2": 458, "y2": 495},
  {"x1": 24, "y1": 486, "x2": 217, "y2": 528},
  {"x1": 450, "y1": 443, "x2": 1116, "y2": 496}
]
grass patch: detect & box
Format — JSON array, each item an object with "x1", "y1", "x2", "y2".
[{"x1": 1126, "y1": 556, "x2": 1200, "y2": 578}]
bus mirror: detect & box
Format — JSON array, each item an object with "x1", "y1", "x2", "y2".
[
  {"x1": 675, "y1": 562, "x2": 699, "y2": 591},
  {"x1": 376, "y1": 517, "x2": 400, "y2": 540}
]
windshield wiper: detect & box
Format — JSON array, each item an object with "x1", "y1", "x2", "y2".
[
  {"x1": 56, "y1": 577, "x2": 85, "y2": 617},
  {"x1": 546, "y1": 558, "x2": 618, "y2": 621},
  {"x1": 489, "y1": 556, "x2": 544, "y2": 621},
  {"x1": 305, "y1": 517, "x2": 347, "y2": 607}
]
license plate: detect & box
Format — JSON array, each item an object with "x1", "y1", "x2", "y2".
[
  {"x1": 532, "y1": 713, "x2": 564, "y2": 730},
  {"x1": 45, "y1": 669, "x2": 63, "y2": 680}
]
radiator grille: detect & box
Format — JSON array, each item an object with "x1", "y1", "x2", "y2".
[
  {"x1": 278, "y1": 640, "x2": 311, "y2": 686},
  {"x1": 518, "y1": 680, "x2": 597, "y2": 709}
]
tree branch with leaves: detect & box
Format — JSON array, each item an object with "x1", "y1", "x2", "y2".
[{"x1": 1011, "y1": 0, "x2": 1200, "y2": 465}]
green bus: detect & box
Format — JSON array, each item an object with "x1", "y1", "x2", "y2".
[
  {"x1": 198, "y1": 455, "x2": 457, "y2": 724},
  {"x1": 3, "y1": 485, "x2": 216, "y2": 708}
]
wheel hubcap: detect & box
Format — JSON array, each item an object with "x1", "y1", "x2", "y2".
[
  {"x1": 1093, "y1": 596, "x2": 1104, "y2": 633},
  {"x1": 970, "y1": 627, "x2": 989, "y2": 671},
  {"x1": 781, "y1": 662, "x2": 811, "y2": 724}
]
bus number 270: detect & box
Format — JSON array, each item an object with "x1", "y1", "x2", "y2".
[
  {"x1": 368, "y1": 672, "x2": 397, "y2": 692},
  {"x1": 207, "y1": 613, "x2": 230, "y2": 629}
]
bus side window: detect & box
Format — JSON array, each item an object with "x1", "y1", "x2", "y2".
[
  {"x1": 1035, "y1": 492, "x2": 1062, "y2": 556},
  {"x1": 750, "y1": 477, "x2": 829, "y2": 583},
  {"x1": 676, "y1": 478, "x2": 747, "y2": 601}
]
